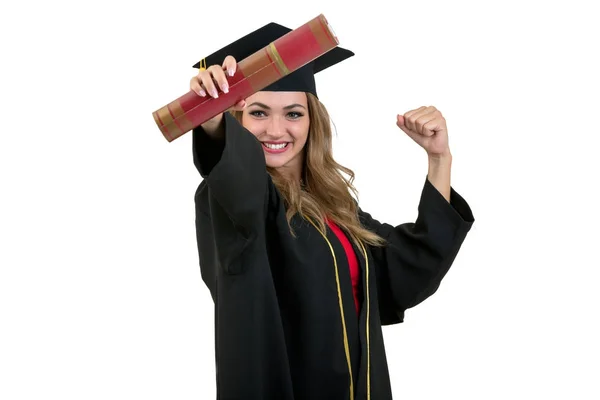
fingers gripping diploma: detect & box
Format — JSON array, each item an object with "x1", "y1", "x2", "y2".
[
  {"x1": 189, "y1": 55, "x2": 247, "y2": 111},
  {"x1": 396, "y1": 106, "x2": 450, "y2": 157}
]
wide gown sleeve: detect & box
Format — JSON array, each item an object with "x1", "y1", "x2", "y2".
[
  {"x1": 193, "y1": 113, "x2": 268, "y2": 286},
  {"x1": 193, "y1": 112, "x2": 268, "y2": 232},
  {"x1": 359, "y1": 176, "x2": 475, "y2": 325}
]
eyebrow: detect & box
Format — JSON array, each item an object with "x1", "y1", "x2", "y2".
[{"x1": 248, "y1": 102, "x2": 306, "y2": 110}]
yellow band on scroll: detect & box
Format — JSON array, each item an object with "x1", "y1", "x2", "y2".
[{"x1": 268, "y1": 43, "x2": 290, "y2": 75}]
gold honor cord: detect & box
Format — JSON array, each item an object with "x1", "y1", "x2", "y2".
[
  {"x1": 306, "y1": 217, "x2": 354, "y2": 400},
  {"x1": 357, "y1": 240, "x2": 371, "y2": 399},
  {"x1": 306, "y1": 218, "x2": 372, "y2": 399}
]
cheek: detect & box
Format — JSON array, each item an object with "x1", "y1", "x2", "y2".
[
  {"x1": 290, "y1": 123, "x2": 309, "y2": 145},
  {"x1": 241, "y1": 117, "x2": 263, "y2": 138}
]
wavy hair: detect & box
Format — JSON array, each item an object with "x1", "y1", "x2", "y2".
[{"x1": 231, "y1": 92, "x2": 386, "y2": 248}]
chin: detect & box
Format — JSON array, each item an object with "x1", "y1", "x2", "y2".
[
  {"x1": 261, "y1": 141, "x2": 296, "y2": 168},
  {"x1": 265, "y1": 157, "x2": 290, "y2": 168}
]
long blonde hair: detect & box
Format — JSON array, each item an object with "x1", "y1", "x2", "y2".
[{"x1": 231, "y1": 92, "x2": 386, "y2": 248}]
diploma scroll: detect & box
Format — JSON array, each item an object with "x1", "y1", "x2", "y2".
[{"x1": 152, "y1": 14, "x2": 340, "y2": 142}]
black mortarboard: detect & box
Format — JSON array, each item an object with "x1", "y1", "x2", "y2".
[{"x1": 192, "y1": 22, "x2": 354, "y2": 98}]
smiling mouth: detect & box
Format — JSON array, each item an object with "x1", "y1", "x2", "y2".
[
  {"x1": 261, "y1": 142, "x2": 290, "y2": 154},
  {"x1": 263, "y1": 142, "x2": 289, "y2": 150}
]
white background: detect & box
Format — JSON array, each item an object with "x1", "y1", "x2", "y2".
[{"x1": 1, "y1": 0, "x2": 599, "y2": 399}]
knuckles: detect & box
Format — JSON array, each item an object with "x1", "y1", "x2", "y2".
[{"x1": 401, "y1": 106, "x2": 447, "y2": 134}]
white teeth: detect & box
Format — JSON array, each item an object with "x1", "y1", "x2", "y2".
[{"x1": 264, "y1": 143, "x2": 287, "y2": 149}]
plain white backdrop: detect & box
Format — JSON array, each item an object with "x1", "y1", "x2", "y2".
[{"x1": 1, "y1": 0, "x2": 599, "y2": 398}]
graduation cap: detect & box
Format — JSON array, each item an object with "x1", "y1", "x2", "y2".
[{"x1": 192, "y1": 21, "x2": 354, "y2": 98}]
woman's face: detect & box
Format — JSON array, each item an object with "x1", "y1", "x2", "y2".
[{"x1": 241, "y1": 91, "x2": 310, "y2": 177}]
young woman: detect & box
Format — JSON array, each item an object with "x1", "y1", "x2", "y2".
[{"x1": 190, "y1": 22, "x2": 474, "y2": 400}]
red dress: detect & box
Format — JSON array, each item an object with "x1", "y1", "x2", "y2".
[{"x1": 326, "y1": 219, "x2": 361, "y2": 315}]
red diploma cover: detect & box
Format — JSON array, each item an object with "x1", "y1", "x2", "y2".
[{"x1": 153, "y1": 14, "x2": 340, "y2": 142}]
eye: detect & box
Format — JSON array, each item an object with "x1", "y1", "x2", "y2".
[
  {"x1": 287, "y1": 111, "x2": 304, "y2": 119},
  {"x1": 249, "y1": 110, "x2": 266, "y2": 118}
]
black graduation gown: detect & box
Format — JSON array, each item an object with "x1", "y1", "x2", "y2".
[{"x1": 193, "y1": 113, "x2": 475, "y2": 400}]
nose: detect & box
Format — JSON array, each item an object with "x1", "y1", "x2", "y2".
[{"x1": 266, "y1": 115, "x2": 285, "y2": 139}]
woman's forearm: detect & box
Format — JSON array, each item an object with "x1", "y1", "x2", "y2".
[{"x1": 427, "y1": 151, "x2": 452, "y2": 202}]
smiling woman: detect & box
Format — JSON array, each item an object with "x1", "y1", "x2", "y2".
[
  {"x1": 189, "y1": 20, "x2": 475, "y2": 400},
  {"x1": 241, "y1": 92, "x2": 310, "y2": 175},
  {"x1": 228, "y1": 90, "x2": 376, "y2": 244}
]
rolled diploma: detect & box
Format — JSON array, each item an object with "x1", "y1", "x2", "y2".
[{"x1": 152, "y1": 13, "x2": 340, "y2": 142}]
